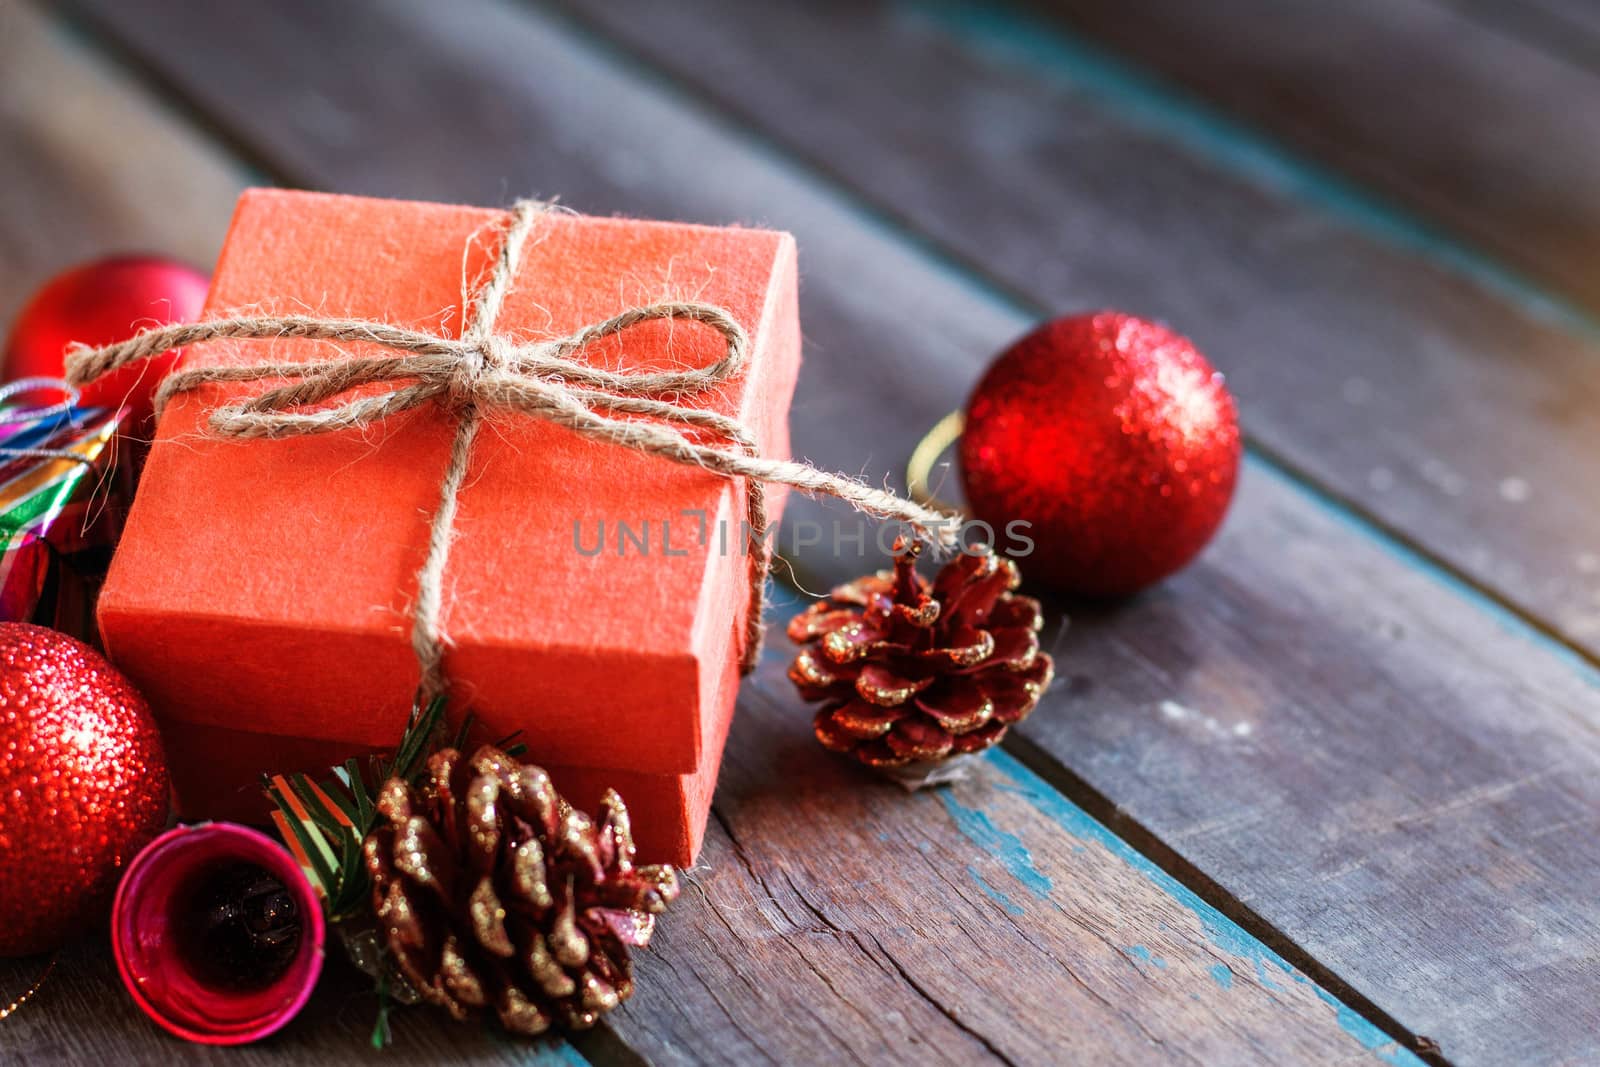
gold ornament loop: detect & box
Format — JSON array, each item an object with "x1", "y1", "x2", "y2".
[{"x1": 905, "y1": 409, "x2": 967, "y2": 513}]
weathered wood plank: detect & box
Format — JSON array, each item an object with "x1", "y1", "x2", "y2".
[
  {"x1": 8, "y1": 646, "x2": 1423, "y2": 1065},
  {"x1": 1479, "y1": 0, "x2": 1600, "y2": 47},
  {"x1": 0, "y1": 941, "x2": 584, "y2": 1066},
  {"x1": 0, "y1": 0, "x2": 242, "y2": 325},
  {"x1": 617, "y1": 643, "x2": 1423, "y2": 1066},
  {"x1": 0, "y1": 6, "x2": 563, "y2": 1062},
  {"x1": 0, "y1": 4, "x2": 570, "y2": 1062},
  {"x1": 1022, "y1": 0, "x2": 1600, "y2": 313},
  {"x1": 1494, "y1": 0, "x2": 1600, "y2": 54},
  {"x1": 562, "y1": 0, "x2": 1600, "y2": 665},
  {"x1": 52, "y1": 1, "x2": 1600, "y2": 1062},
  {"x1": 0, "y1": 3, "x2": 1420, "y2": 1063}
]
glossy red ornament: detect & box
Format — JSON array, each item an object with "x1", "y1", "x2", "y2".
[
  {"x1": 2, "y1": 255, "x2": 209, "y2": 433},
  {"x1": 960, "y1": 312, "x2": 1240, "y2": 596},
  {"x1": 0, "y1": 623, "x2": 170, "y2": 956}
]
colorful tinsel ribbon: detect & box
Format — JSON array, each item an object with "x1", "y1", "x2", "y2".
[{"x1": 0, "y1": 378, "x2": 123, "y2": 633}]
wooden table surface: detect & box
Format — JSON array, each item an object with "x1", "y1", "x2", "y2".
[{"x1": 3, "y1": 1, "x2": 1597, "y2": 1063}]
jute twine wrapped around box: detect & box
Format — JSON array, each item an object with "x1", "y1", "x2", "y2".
[{"x1": 65, "y1": 200, "x2": 961, "y2": 698}]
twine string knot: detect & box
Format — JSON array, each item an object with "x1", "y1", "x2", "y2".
[{"x1": 64, "y1": 200, "x2": 962, "y2": 699}]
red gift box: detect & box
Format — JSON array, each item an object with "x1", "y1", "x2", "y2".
[{"x1": 97, "y1": 190, "x2": 800, "y2": 863}]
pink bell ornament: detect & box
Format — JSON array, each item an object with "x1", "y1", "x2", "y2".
[{"x1": 112, "y1": 823, "x2": 325, "y2": 1045}]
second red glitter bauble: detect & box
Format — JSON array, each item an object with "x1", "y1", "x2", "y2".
[
  {"x1": 959, "y1": 312, "x2": 1241, "y2": 597},
  {"x1": 0, "y1": 623, "x2": 170, "y2": 957}
]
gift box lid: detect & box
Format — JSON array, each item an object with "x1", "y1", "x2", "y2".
[{"x1": 98, "y1": 189, "x2": 799, "y2": 776}]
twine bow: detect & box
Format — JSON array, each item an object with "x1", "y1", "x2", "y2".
[{"x1": 64, "y1": 200, "x2": 961, "y2": 699}]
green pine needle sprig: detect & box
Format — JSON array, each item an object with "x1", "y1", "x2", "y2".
[
  {"x1": 262, "y1": 693, "x2": 532, "y2": 1046},
  {"x1": 263, "y1": 692, "x2": 449, "y2": 922}
]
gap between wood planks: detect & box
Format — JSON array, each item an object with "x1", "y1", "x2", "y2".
[
  {"x1": 788, "y1": 564, "x2": 1454, "y2": 1065},
  {"x1": 445, "y1": 11, "x2": 1587, "y2": 1058},
  {"x1": 0, "y1": 8, "x2": 1433, "y2": 1067},
  {"x1": 971, "y1": 0, "x2": 1600, "y2": 334},
  {"x1": 531, "y1": 0, "x2": 1600, "y2": 690},
  {"x1": 49, "y1": 0, "x2": 1600, "y2": 690},
  {"x1": 975, "y1": 0, "x2": 1600, "y2": 353},
  {"x1": 29, "y1": 2, "x2": 1525, "y2": 1061},
  {"x1": 995, "y1": 729, "x2": 1447, "y2": 1066},
  {"x1": 34, "y1": 2, "x2": 1497, "y2": 1062}
]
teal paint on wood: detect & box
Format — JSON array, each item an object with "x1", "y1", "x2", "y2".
[
  {"x1": 564, "y1": 0, "x2": 1600, "y2": 692},
  {"x1": 936, "y1": 790, "x2": 1054, "y2": 898},
  {"x1": 1309, "y1": 983, "x2": 1416, "y2": 1065},
  {"x1": 941, "y1": 749, "x2": 1426, "y2": 1066},
  {"x1": 1124, "y1": 945, "x2": 1168, "y2": 969},
  {"x1": 967, "y1": 865, "x2": 1025, "y2": 916},
  {"x1": 557, "y1": 0, "x2": 1600, "y2": 694},
  {"x1": 493, "y1": 1032, "x2": 592, "y2": 1066},
  {"x1": 908, "y1": 0, "x2": 1599, "y2": 340},
  {"x1": 1255, "y1": 960, "x2": 1288, "y2": 993}
]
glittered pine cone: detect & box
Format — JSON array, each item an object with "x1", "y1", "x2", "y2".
[
  {"x1": 362, "y1": 745, "x2": 679, "y2": 1035},
  {"x1": 788, "y1": 542, "x2": 1054, "y2": 770}
]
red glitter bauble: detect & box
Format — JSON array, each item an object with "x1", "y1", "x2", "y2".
[
  {"x1": 959, "y1": 312, "x2": 1241, "y2": 597},
  {"x1": 2, "y1": 255, "x2": 209, "y2": 434},
  {"x1": 0, "y1": 624, "x2": 170, "y2": 956}
]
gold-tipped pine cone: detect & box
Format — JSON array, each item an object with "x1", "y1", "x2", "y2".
[
  {"x1": 788, "y1": 542, "x2": 1054, "y2": 769},
  {"x1": 362, "y1": 745, "x2": 679, "y2": 1035}
]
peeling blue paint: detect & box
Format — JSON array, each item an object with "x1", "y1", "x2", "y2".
[
  {"x1": 493, "y1": 1033, "x2": 591, "y2": 1066},
  {"x1": 939, "y1": 751, "x2": 1424, "y2": 1065},
  {"x1": 1313, "y1": 986, "x2": 1414, "y2": 1065},
  {"x1": 905, "y1": 0, "x2": 1596, "y2": 340},
  {"x1": 937, "y1": 790, "x2": 1054, "y2": 898},
  {"x1": 1256, "y1": 958, "x2": 1288, "y2": 992},
  {"x1": 730, "y1": 0, "x2": 1600, "y2": 699},
  {"x1": 1123, "y1": 945, "x2": 1170, "y2": 969},
  {"x1": 870, "y1": 0, "x2": 1600, "y2": 693},
  {"x1": 969, "y1": 865, "x2": 1025, "y2": 916}
]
